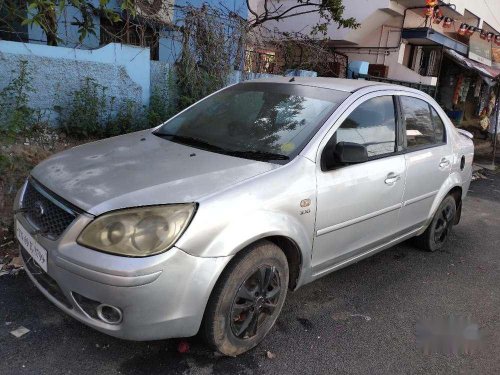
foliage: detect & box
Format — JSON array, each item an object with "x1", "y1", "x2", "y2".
[
  {"x1": 148, "y1": 90, "x2": 176, "y2": 128},
  {"x1": 1, "y1": 1, "x2": 360, "y2": 131},
  {"x1": 0, "y1": 64, "x2": 159, "y2": 141},
  {"x1": 172, "y1": 1, "x2": 358, "y2": 110},
  {"x1": 105, "y1": 99, "x2": 142, "y2": 137},
  {"x1": 147, "y1": 68, "x2": 178, "y2": 127},
  {"x1": 147, "y1": 90, "x2": 168, "y2": 128},
  {"x1": 57, "y1": 77, "x2": 153, "y2": 138},
  {"x1": 0, "y1": 60, "x2": 46, "y2": 138},
  {"x1": 58, "y1": 77, "x2": 108, "y2": 138},
  {"x1": 247, "y1": 0, "x2": 359, "y2": 35},
  {"x1": 2, "y1": 0, "x2": 357, "y2": 46},
  {"x1": 174, "y1": 6, "x2": 246, "y2": 111},
  {"x1": 10, "y1": 0, "x2": 129, "y2": 45},
  {"x1": 1, "y1": 0, "x2": 358, "y2": 107}
]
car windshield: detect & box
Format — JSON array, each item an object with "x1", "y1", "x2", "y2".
[{"x1": 155, "y1": 82, "x2": 349, "y2": 162}]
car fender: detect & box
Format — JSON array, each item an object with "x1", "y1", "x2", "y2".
[
  {"x1": 175, "y1": 156, "x2": 317, "y2": 287},
  {"x1": 421, "y1": 171, "x2": 464, "y2": 233},
  {"x1": 178, "y1": 209, "x2": 313, "y2": 281}
]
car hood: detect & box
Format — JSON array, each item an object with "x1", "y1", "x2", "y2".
[{"x1": 31, "y1": 130, "x2": 278, "y2": 215}]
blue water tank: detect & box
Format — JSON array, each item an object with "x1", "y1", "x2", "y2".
[{"x1": 348, "y1": 61, "x2": 369, "y2": 79}]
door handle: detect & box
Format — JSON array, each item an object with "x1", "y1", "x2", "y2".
[
  {"x1": 385, "y1": 173, "x2": 401, "y2": 185},
  {"x1": 439, "y1": 158, "x2": 451, "y2": 169}
]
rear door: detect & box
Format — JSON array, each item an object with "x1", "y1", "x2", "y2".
[
  {"x1": 397, "y1": 95, "x2": 452, "y2": 231},
  {"x1": 312, "y1": 93, "x2": 406, "y2": 274}
]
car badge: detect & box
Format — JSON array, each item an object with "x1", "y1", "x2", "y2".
[{"x1": 33, "y1": 200, "x2": 45, "y2": 218}]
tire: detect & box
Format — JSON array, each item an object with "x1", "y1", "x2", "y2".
[
  {"x1": 202, "y1": 240, "x2": 289, "y2": 356},
  {"x1": 414, "y1": 195, "x2": 457, "y2": 252}
]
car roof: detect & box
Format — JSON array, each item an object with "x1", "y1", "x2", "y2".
[{"x1": 241, "y1": 76, "x2": 411, "y2": 94}]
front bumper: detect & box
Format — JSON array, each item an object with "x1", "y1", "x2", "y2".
[{"x1": 16, "y1": 211, "x2": 232, "y2": 341}]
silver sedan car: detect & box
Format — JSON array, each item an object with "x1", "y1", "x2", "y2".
[{"x1": 14, "y1": 78, "x2": 473, "y2": 356}]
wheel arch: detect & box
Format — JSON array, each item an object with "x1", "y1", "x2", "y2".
[
  {"x1": 448, "y1": 185, "x2": 463, "y2": 225},
  {"x1": 424, "y1": 180, "x2": 464, "y2": 233},
  {"x1": 211, "y1": 235, "x2": 305, "y2": 292},
  {"x1": 264, "y1": 236, "x2": 303, "y2": 290}
]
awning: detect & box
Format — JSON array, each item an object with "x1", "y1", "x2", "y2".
[
  {"x1": 402, "y1": 28, "x2": 468, "y2": 55},
  {"x1": 444, "y1": 49, "x2": 500, "y2": 80}
]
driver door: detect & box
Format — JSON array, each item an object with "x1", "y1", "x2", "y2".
[{"x1": 312, "y1": 94, "x2": 406, "y2": 276}]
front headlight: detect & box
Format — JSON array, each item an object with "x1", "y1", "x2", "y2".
[{"x1": 77, "y1": 204, "x2": 196, "y2": 257}]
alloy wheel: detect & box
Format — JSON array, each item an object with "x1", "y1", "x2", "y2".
[
  {"x1": 230, "y1": 266, "x2": 281, "y2": 339},
  {"x1": 433, "y1": 202, "x2": 455, "y2": 244}
]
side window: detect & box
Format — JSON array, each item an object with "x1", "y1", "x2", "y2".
[
  {"x1": 400, "y1": 96, "x2": 435, "y2": 149},
  {"x1": 431, "y1": 107, "x2": 446, "y2": 143},
  {"x1": 336, "y1": 96, "x2": 396, "y2": 157}
]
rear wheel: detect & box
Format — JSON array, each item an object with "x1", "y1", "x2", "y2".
[
  {"x1": 415, "y1": 195, "x2": 457, "y2": 252},
  {"x1": 202, "y1": 240, "x2": 289, "y2": 356}
]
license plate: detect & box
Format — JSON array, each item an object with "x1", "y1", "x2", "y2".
[{"x1": 16, "y1": 221, "x2": 48, "y2": 272}]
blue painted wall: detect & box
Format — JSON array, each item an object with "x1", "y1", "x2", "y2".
[{"x1": 25, "y1": 0, "x2": 248, "y2": 62}]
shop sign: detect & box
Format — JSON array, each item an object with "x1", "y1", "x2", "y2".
[{"x1": 469, "y1": 34, "x2": 492, "y2": 66}]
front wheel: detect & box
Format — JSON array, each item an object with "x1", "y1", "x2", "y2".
[
  {"x1": 415, "y1": 195, "x2": 457, "y2": 252},
  {"x1": 202, "y1": 240, "x2": 289, "y2": 356}
]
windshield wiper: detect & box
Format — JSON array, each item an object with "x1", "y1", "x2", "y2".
[
  {"x1": 153, "y1": 132, "x2": 289, "y2": 161},
  {"x1": 226, "y1": 150, "x2": 290, "y2": 161},
  {"x1": 153, "y1": 132, "x2": 227, "y2": 153}
]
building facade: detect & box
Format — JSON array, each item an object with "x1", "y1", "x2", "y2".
[
  {"x1": 252, "y1": 0, "x2": 499, "y2": 81},
  {"x1": 256, "y1": 0, "x2": 500, "y2": 135}
]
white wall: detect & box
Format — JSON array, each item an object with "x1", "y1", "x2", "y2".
[
  {"x1": 0, "y1": 41, "x2": 150, "y2": 125},
  {"x1": 0, "y1": 41, "x2": 151, "y2": 105}
]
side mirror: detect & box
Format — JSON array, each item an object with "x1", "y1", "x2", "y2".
[{"x1": 334, "y1": 142, "x2": 368, "y2": 164}]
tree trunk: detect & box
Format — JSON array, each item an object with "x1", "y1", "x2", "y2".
[{"x1": 39, "y1": 5, "x2": 58, "y2": 46}]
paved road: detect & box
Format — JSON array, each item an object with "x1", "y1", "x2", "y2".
[{"x1": 1, "y1": 171, "x2": 499, "y2": 375}]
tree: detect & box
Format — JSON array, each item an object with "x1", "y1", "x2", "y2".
[
  {"x1": 1, "y1": 1, "x2": 358, "y2": 47},
  {"x1": 247, "y1": 0, "x2": 359, "y2": 36},
  {"x1": 0, "y1": 1, "x2": 358, "y2": 111},
  {"x1": 244, "y1": 1, "x2": 359, "y2": 79},
  {"x1": 0, "y1": 0, "x2": 130, "y2": 46}
]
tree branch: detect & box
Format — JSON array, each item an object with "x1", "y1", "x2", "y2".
[{"x1": 250, "y1": 1, "x2": 322, "y2": 28}]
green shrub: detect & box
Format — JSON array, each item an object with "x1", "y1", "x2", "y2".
[
  {"x1": 0, "y1": 61, "x2": 40, "y2": 138},
  {"x1": 59, "y1": 77, "x2": 162, "y2": 138},
  {"x1": 148, "y1": 68, "x2": 178, "y2": 127},
  {"x1": 59, "y1": 77, "x2": 108, "y2": 139},
  {"x1": 105, "y1": 99, "x2": 144, "y2": 137}
]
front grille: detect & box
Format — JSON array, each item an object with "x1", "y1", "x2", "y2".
[
  {"x1": 21, "y1": 179, "x2": 80, "y2": 240},
  {"x1": 20, "y1": 247, "x2": 72, "y2": 308}
]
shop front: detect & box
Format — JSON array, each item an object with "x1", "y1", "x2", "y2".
[
  {"x1": 399, "y1": 2, "x2": 500, "y2": 164},
  {"x1": 436, "y1": 48, "x2": 499, "y2": 140},
  {"x1": 435, "y1": 48, "x2": 500, "y2": 164}
]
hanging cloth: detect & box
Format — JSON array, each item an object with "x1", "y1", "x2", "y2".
[{"x1": 453, "y1": 75, "x2": 464, "y2": 106}]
